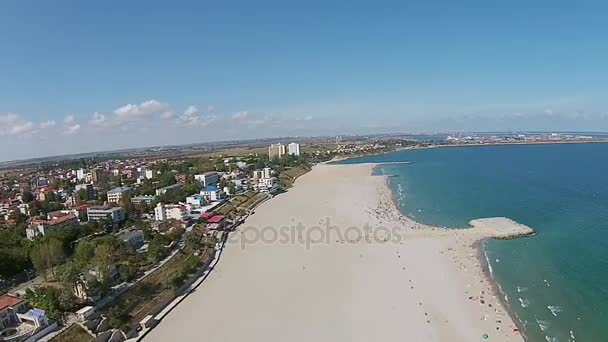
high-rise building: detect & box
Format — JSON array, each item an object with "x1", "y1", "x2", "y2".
[
  {"x1": 76, "y1": 169, "x2": 86, "y2": 180},
  {"x1": 268, "y1": 143, "x2": 286, "y2": 159},
  {"x1": 91, "y1": 169, "x2": 103, "y2": 183},
  {"x1": 263, "y1": 167, "x2": 272, "y2": 179},
  {"x1": 287, "y1": 142, "x2": 300, "y2": 156}
]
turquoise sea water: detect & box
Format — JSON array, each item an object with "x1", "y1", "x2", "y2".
[{"x1": 338, "y1": 143, "x2": 608, "y2": 342}]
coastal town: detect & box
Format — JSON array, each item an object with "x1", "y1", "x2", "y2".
[
  {"x1": 0, "y1": 133, "x2": 604, "y2": 342},
  {"x1": 0, "y1": 140, "x2": 334, "y2": 342}
]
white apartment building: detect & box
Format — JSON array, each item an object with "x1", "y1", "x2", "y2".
[
  {"x1": 154, "y1": 203, "x2": 187, "y2": 221},
  {"x1": 87, "y1": 206, "x2": 125, "y2": 223},
  {"x1": 263, "y1": 167, "x2": 272, "y2": 179},
  {"x1": 131, "y1": 195, "x2": 156, "y2": 205},
  {"x1": 107, "y1": 186, "x2": 133, "y2": 204},
  {"x1": 144, "y1": 170, "x2": 155, "y2": 179},
  {"x1": 194, "y1": 171, "x2": 219, "y2": 187},
  {"x1": 256, "y1": 177, "x2": 279, "y2": 194},
  {"x1": 117, "y1": 229, "x2": 145, "y2": 248},
  {"x1": 76, "y1": 169, "x2": 86, "y2": 180},
  {"x1": 155, "y1": 183, "x2": 182, "y2": 196},
  {"x1": 186, "y1": 194, "x2": 206, "y2": 208},
  {"x1": 268, "y1": 143, "x2": 286, "y2": 159},
  {"x1": 253, "y1": 170, "x2": 264, "y2": 180},
  {"x1": 288, "y1": 142, "x2": 301, "y2": 156}
]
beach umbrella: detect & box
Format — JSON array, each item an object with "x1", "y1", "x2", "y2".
[{"x1": 482, "y1": 333, "x2": 489, "y2": 339}]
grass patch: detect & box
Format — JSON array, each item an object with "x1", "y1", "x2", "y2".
[{"x1": 51, "y1": 324, "x2": 94, "y2": 342}]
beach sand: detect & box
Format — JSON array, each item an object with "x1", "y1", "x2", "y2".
[{"x1": 144, "y1": 163, "x2": 526, "y2": 342}]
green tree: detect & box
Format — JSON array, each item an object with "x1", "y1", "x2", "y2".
[
  {"x1": 30, "y1": 244, "x2": 50, "y2": 280},
  {"x1": 74, "y1": 241, "x2": 95, "y2": 267},
  {"x1": 22, "y1": 190, "x2": 34, "y2": 203},
  {"x1": 147, "y1": 237, "x2": 168, "y2": 263},
  {"x1": 107, "y1": 305, "x2": 129, "y2": 329}
]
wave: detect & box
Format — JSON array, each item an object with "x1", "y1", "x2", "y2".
[
  {"x1": 545, "y1": 336, "x2": 558, "y2": 342},
  {"x1": 548, "y1": 305, "x2": 562, "y2": 317},
  {"x1": 518, "y1": 297, "x2": 530, "y2": 308},
  {"x1": 536, "y1": 317, "x2": 550, "y2": 332},
  {"x1": 544, "y1": 279, "x2": 551, "y2": 287},
  {"x1": 517, "y1": 286, "x2": 528, "y2": 293},
  {"x1": 569, "y1": 329, "x2": 576, "y2": 341}
]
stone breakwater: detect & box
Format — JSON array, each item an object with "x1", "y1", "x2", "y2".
[{"x1": 468, "y1": 217, "x2": 536, "y2": 240}]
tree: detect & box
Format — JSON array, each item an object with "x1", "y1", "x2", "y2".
[
  {"x1": 107, "y1": 305, "x2": 129, "y2": 329},
  {"x1": 74, "y1": 241, "x2": 95, "y2": 267},
  {"x1": 77, "y1": 188, "x2": 88, "y2": 202},
  {"x1": 30, "y1": 245, "x2": 50, "y2": 280},
  {"x1": 147, "y1": 237, "x2": 168, "y2": 263},
  {"x1": 22, "y1": 191, "x2": 34, "y2": 203},
  {"x1": 47, "y1": 238, "x2": 65, "y2": 276}
]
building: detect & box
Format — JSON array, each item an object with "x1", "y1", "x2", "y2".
[
  {"x1": 144, "y1": 170, "x2": 155, "y2": 179},
  {"x1": 117, "y1": 229, "x2": 145, "y2": 248},
  {"x1": 0, "y1": 295, "x2": 26, "y2": 330},
  {"x1": 0, "y1": 296, "x2": 54, "y2": 341},
  {"x1": 26, "y1": 212, "x2": 79, "y2": 240},
  {"x1": 91, "y1": 169, "x2": 104, "y2": 183},
  {"x1": 263, "y1": 167, "x2": 272, "y2": 179},
  {"x1": 207, "y1": 215, "x2": 228, "y2": 230},
  {"x1": 194, "y1": 171, "x2": 219, "y2": 187},
  {"x1": 76, "y1": 169, "x2": 86, "y2": 181},
  {"x1": 256, "y1": 177, "x2": 279, "y2": 194},
  {"x1": 186, "y1": 194, "x2": 206, "y2": 208},
  {"x1": 154, "y1": 203, "x2": 187, "y2": 221},
  {"x1": 107, "y1": 186, "x2": 133, "y2": 204},
  {"x1": 87, "y1": 206, "x2": 125, "y2": 223},
  {"x1": 200, "y1": 186, "x2": 224, "y2": 202},
  {"x1": 268, "y1": 143, "x2": 286, "y2": 159},
  {"x1": 131, "y1": 195, "x2": 156, "y2": 205},
  {"x1": 252, "y1": 170, "x2": 264, "y2": 180},
  {"x1": 287, "y1": 142, "x2": 301, "y2": 156},
  {"x1": 155, "y1": 183, "x2": 182, "y2": 196},
  {"x1": 75, "y1": 183, "x2": 96, "y2": 200}
]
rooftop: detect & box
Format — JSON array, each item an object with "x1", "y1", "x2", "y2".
[
  {"x1": 108, "y1": 186, "x2": 132, "y2": 194},
  {"x1": 0, "y1": 294, "x2": 23, "y2": 311},
  {"x1": 208, "y1": 215, "x2": 225, "y2": 223},
  {"x1": 202, "y1": 186, "x2": 218, "y2": 192}
]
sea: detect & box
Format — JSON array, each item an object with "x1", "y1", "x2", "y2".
[{"x1": 338, "y1": 143, "x2": 608, "y2": 342}]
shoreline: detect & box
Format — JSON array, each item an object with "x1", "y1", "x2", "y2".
[
  {"x1": 376, "y1": 164, "x2": 532, "y2": 341},
  {"x1": 144, "y1": 162, "x2": 531, "y2": 341}
]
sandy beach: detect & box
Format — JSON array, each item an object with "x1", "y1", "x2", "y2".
[{"x1": 144, "y1": 163, "x2": 527, "y2": 342}]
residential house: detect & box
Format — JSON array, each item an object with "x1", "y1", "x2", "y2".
[{"x1": 26, "y1": 212, "x2": 79, "y2": 240}]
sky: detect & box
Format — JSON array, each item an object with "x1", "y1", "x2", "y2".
[{"x1": 1, "y1": 1, "x2": 607, "y2": 161}]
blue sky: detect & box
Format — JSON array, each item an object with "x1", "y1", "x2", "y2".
[{"x1": 1, "y1": 1, "x2": 607, "y2": 161}]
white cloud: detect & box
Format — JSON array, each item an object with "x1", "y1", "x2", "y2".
[
  {"x1": 64, "y1": 115, "x2": 75, "y2": 124},
  {"x1": 113, "y1": 99, "x2": 170, "y2": 121},
  {"x1": 176, "y1": 105, "x2": 215, "y2": 127},
  {"x1": 0, "y1": 113, "x2": 37, "y2": 136},
  {"x1": 183, "y1": 105, "x2": 200, "y2": 117},
  {"x1": 64, "y1": 124, "x2": 81, "y2": 135},
  {"x1": 231, "y1": 111, "x2": 249, "y2": 120},
  {"x1": 39, "y1": 120, "x2": 56, "y2": 129},
  {"x1": 90, "y1": 112, "x2": 108, "y2": 127}
]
